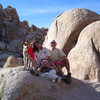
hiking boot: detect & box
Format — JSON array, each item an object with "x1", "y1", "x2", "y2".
[
  {"x1": 67, "y1": 72, "x2": 71, "y2": 78},
  {"x1": 30, "y1": 69, "x2": 35, "y2": 75},
  {"x1": 30, "y1": 68, "x2": 39, "y2": 76},
  {"x1": 66, "y1": 73, "x2": 71, "y2": 84}
]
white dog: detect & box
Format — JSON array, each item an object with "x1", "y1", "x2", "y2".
[{"x1": 22, "y1": 41, "x2": 31, "y2": 69}]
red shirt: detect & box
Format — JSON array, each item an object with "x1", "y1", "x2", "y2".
[{"x1": 28, "y1": 46, "x2": 36, "y2": 61}]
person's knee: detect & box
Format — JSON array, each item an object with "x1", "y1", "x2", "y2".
[
  {"x1": 42, "y1": 62, "x2": 48, "y2": 67},
  {"x1": 49, "y1": 69, "x2": 56, "y2": 74}
]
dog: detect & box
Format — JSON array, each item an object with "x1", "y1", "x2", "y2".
[{"x1": 22, "y1": 40, "x2": 32, "y2": 69}]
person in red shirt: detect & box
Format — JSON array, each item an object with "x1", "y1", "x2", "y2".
[{"x1": 28, "y1": 41, "x2": 37, "y2": 68}]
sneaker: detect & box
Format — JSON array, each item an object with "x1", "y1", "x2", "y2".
[
  {"x1": 30, "y1": 69, "x2": 35, "y2": 75},
  {"x1": 51, "y1": 79, "x2": 55, "y2": 83}
]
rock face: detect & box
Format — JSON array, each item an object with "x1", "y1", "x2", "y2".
[
  {"x1": 68, "y1": 21, "x2": 100, "y2": 82},
  {"x1": 44, "y1": 8, "x2": 100, "y2": 55},
  {"x1": 0, "y1": 4, "x2": 48, "y2": 67},
  {"x1": 3, "y1": 55, "x2": 23, "y2": 68},
  {"x1": 0, "y1": 67, "x2": 100, "y2": 100}
]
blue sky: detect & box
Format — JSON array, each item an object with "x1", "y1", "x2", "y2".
[{"x1": 0, "y1": 0, "x2": 100, "y2": 28}]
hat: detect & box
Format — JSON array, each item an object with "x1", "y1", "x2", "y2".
[{"x1": 51, "y1": 40, "x2": 56, "y2": 43}]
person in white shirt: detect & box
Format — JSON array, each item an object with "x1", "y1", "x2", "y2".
[{"x1": 34, "y1": 40, "x2": 61, "y2": 83}]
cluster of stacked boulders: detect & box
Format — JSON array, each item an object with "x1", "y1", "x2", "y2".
[
  {"x1": 0, "y1": 4, "x2": 48, "y2": 67},
  {"x1": 44, "y1": 8, "x2": 100, "y2": 82}
]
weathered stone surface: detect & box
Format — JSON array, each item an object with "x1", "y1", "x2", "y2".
[
  {"x1": 18, "y1": 21, "x2": 30, "y2": 35},
  {"x1": 0, "y1": 67, "x2": 100, "y2": 100},
  {"x1": 3, "y1": 55, "x2": 22, "y2": 68},
  {"x1": 0, "y1": 51, "x2": 20, "y2": 67},
  {"x1": 0, "y1": 41, "x2": 18, "y2": 52},
  {"x1": 2, "y1": 6, "x2": 19, "y2": 42},
  {"x1": 0, "y1": 41, "x2": 6, "y2": 50},
  {"x1": 0, "y1": 62, "x2": 5, "y2": 68},
  {"x1": 17, "y1": 57, "x2": 23, "y2": 66},
  {"x1": 44, "y1": 8, "x2": 100, "y2": 55},
  {"x1": 68, "y1": 21, "x2": 100, "y2": 82},
  {"x1": 0, "y1": 53, "x2": 11, "y2": 61},
  {"x1": 0, "y1": 4, "x2": 48, "y2": 68},
  {"x1": 25, "y1": 25, "x2": 46, "y2": 43},
  {"x1": 5, "y1": 6, "x2": 19, "y2": 20}
]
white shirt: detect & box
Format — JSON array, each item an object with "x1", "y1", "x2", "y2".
[
  {"x1": 50, "y1": 48, "x2": 66, "y2": 61},
  {"x1": 35, "y1": 47, "x2": 51, "y2": 64}
]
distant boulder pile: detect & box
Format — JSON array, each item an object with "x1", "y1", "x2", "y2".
[
  {"x1": 44, "y1": 8, "x2": 100, "y2": 82},
  {"x1": 0, "y1": 4, "x2": 48, "y2": 67}
]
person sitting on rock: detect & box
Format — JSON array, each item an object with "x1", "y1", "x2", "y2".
[
  {"x1": 32, "y1": 40, "x2": 61, "y2": 83},
  {"x1": 50, "y1": 40, "x2": 71, "y2": 78}
]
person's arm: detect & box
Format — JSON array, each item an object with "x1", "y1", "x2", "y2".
[
  {"x1": 58, "y1": 56, "x2": 66, "y2": 61},
  {"x1": 57, "y1": 49, "x2": 66, "y2": 61}
]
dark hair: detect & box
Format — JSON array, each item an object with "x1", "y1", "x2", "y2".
[
  {"x1": 35, "y1": 40, "x2": 43, "y2": 44},
  {"x1": 32, "y1": 42, "x2": 39, "y2": 52}
]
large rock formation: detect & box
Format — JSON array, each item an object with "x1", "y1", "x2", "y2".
[
  {"x1": 3, "y1": 55, "x2": 22, "y2": 68},
  {"x1": 44, "y1": 8, "x2": 100, "y2": 55},
  {"x1": 0, "y1": 52, "x2": 18, "y2": 67},
  {"x1": 0, "y1": 67, "x2": 100, "y2": 100},
  {"x1": 0, "y1": 4, "x2": 48, "y2": 67},
  {"x1": 68, "y1": 21, "x2": 100, "y2": 82}
]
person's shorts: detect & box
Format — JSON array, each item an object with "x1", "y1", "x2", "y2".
[{"x1": 53, "y1": 60, "x2": 66, "y2": 67}]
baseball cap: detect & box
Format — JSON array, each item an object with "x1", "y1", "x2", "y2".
[{"x1": 51, "y1": 40, "x2": 56, "y2": 43}]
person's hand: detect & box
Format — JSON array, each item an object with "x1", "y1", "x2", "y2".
[
  {"x1": 35, "y1": 67, "x2": 41, "y2": 72},
  {"x1": 37, "y1": 68, "x2": 41, "y2": 72}
]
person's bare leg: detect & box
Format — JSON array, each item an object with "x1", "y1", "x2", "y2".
[
  {"x1": 57, "y1": 57, "x2": 70, "y2": 73},
  {"x1": 64, "y1": 58, "x2": 70, "y2": 73},
  {"x1": 50, "y1": 62, "x2": 59, "y2": 72},
  {"x1": 57, "y1": 64, "x2": 64, "y2": 74},
  {"x1": 32, "y1": 59, "x2": 36, "y2": 68}
]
